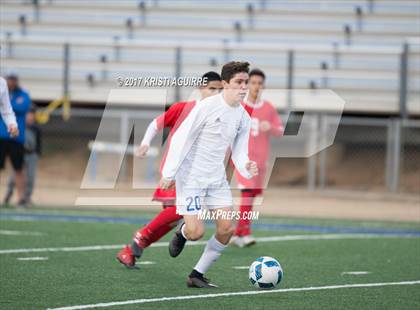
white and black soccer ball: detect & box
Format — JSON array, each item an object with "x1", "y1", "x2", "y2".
[{"x1": 249, "y1": 256, "x2": 283, "y2": 289}]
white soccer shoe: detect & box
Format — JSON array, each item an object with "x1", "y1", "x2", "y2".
[
  {"x1": 229, "y1": 236, "x2": 245, "y2": 248},
  {"x1": 242, "y1": 235, "x2": 256, "y2": 247}
]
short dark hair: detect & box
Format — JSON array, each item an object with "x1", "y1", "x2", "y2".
[
  {"x1": 221, "y1": 61, "x2": 250, "y2": 83},
  {"x1": 202, "y1": 71, "x2": 221, "y2": 86},
  {"x1": 6, "y1": 73, "x2": 18, "y2": 80},
  {"x1": 249, "y1": 68, "x2": 265, "y2": 81}
]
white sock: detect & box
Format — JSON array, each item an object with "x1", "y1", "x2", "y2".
[
  {"x1": 181, "y1": 223, "x2": 187, "y2": 239},
  {"x1": 194, "y1": 235, "x2": 226, "y2": 274}
]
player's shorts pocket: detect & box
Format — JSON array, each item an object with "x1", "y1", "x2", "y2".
[{"x1": 205, "y1": 180, "x2": 233, "y2": 208}]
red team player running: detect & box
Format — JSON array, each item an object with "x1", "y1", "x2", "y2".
[
  {"x1": 116, "y1": 72, "x2": 223, "y2": 267},
  {"x1": 231, "y1": 69, "x2": 284, "y2": 248}
]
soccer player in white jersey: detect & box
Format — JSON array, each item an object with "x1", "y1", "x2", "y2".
[
  {"x1": 160, "y1": 61, "x2": 258, "y2": 288},
  {"x1": 0, "y1": 76, "x2": 18, "y2": 138},
  {"x1": 0, "y1": 76, "x2": 19, "y2": 186}
]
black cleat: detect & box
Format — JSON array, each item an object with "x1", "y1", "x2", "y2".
[
  {"x1": 187, "y1": 276, "x2": 218, "y2": 288},
  {"x1": 3, "y1": 193, "x2": 12, "y2": 205},
  {"x1": 169, "y1": 223, "x2": 187, "y2": 257},
  {"x1": 17, "y1": 199, "x2": 27, "y2": 208}
]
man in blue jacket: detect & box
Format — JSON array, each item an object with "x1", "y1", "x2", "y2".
[{"x1": 0, "y1": 73, "x2": 32, "y2": 206}]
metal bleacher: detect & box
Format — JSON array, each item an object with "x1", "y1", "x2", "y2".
[{"x1": 0, "y1": 0, "x2": 419, "y2": 114}]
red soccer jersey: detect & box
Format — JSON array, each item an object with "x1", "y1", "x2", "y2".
[
  {"x1": 152, "y1": 100, "x2": 196, "y2": 203},
  {"x1": 235, "y1": 99, "x2": 284, "y2": 190},
  {"x1": 155, "y1": 100, "x2": 196, "y2": 173},
  {"x1": 242, "y1": 100, "x2": 283, "y2": 166}
]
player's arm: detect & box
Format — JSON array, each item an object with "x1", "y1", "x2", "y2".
[
  {"x1": 231, "y1": 114, "x2": 257, "y2": 179},
  {"x1": 269, "y1": 105, "x2": 284, "y2": 136},
  {"x1": 160, "y1": 103, "x2": 205, "y2": 188},
  {"x1": 0, "y1": 78, "x2": 18, "y2": 137},
  {"x1": 135, "y1": 103, "x2": 184, "y2": 157},
  {"x1": 135, "y1": 119, "x2": 159, "y2": 157}
]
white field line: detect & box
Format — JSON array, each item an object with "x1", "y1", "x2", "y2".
[
  {"x1": 232, "y1": 266, "x2": 249, "y2": 270},
  {"x1": 46, "y1": 280, "x2": 420, "y2": 310},
  {"x1": 0, "y1": 244, "x2": 125, "y2": 254},
  {"x1": 0, "y1": 229, "x2": 44, "y2": 236},
  {"x1": 135, "y1": 261, "x2": 156, "y2": 265},
  {"x1": 341, "y1": 271, "x2": 371, "y2": 275},
  {"x1": 17, "y1": 256, "x2": 49, "y2": 261},
  {"x1": 0, "y1": 233, "x2": 416, "y2": 255}
]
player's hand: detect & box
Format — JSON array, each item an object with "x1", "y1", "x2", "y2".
[
  {"x1": 134, "y1": 144, "x2": 149, "y2": 158},
  {"x1": 246, "y1": 161, "x2": 258, "y2": 177},
  {"x1": 159, "y1": 177, "x2": 175, "y2": 190},
  {"x1": 259, "y1": 120, "x2": 271, "y2": 132},
  {"x1": 7, "y1": 124, "x2": 19, "y2": 138}
]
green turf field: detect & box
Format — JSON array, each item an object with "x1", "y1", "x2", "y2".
[{"x1": 0, "y1": 208, "x2": 419, "y2": 310}]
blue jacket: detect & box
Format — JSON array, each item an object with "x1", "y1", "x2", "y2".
[{"x1": 0, "y1": 87, "x2": 32, "y2": 144}]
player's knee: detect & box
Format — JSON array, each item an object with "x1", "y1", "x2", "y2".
[
  {"x1": 185, "y1": 225, "x2": 205, "y2": 241},
  {"x1": 188, "y1": 230, "x2": 205, "y2": 241}
]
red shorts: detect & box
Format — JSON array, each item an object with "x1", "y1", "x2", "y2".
[
  {"x1": 242, "y1": 188, "x2": 263, "y2": 196},
  {"x1": 152, "y1": 187, "x2": 176, "y2": 204},
  {"x1": 236, "y1": 166, "x2": 266, "y2": 197}
]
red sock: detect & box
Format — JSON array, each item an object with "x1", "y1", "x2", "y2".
[
  {"x1": 147, "y1": 221, "x2": 176, "y2": 245},
  {"x1": 235, "y1": 191, "x2": 255, "y2": 237},
  {"x1": 133, "y1": 205, "x2": 182, "y2": 248}
]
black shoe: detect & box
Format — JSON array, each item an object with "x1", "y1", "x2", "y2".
[
  {"x1": 169, "y1": 223, "x2": 187, "y2": 257},
  {"x1": 186, "y1": 276, "x2": 218, "y2": 288},
  {"x1": 17, "y1": 200, "x2": 27, "y2": 208},
  {"x1": 3, "y1": 193, "x2": 12, "y2": 205},
  {"x1": 24, "y1": 199, "x2": 34, "y2": 207}
]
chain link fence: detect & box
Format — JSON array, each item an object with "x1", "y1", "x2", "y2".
[
  {"x1": 400, "y1": 120, "x2": 420, "y2": 193},
  {"x1": 320, "y1": 118, "x2": 388, "y2": 191}
]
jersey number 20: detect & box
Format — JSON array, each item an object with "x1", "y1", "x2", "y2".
[{"x1": 186, "y1": 196, "x2": 201, "y2": 211}]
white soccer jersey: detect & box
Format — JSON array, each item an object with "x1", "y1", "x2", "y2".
[
  {"x1": 0, "y1": 76, "x2": 17, "y2": 128},
  {"x1": 162, "y1": 92, "x2": 252, "y2": 187}
]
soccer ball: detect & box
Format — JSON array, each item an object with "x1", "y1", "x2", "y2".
[{"x1": 249, "y1": 256, "x2": 283, "y2": 289}]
